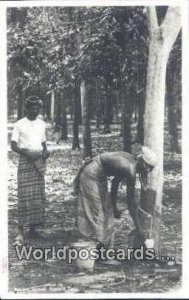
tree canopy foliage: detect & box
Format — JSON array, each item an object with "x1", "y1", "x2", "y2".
[
  {"x1": 7, "y1": 7, "x2": 149, "y2": 109},
  {"x1": 7, "y1": 6, "x2": 181, "y2": 149}
]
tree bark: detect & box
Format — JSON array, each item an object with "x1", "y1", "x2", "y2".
[
  {"x1": 138, "y1": 6, "x2": 181, "y2": 250},
  {"x1": 61, "y1": 92, "x2": 68, "y2": 141},
  {"x1": 50, "y1": 90, "x2": 55, "y2": 122},
  {"x1": 122, "y1": 108, "x2": 132, "y2": 152},
  {"x1": 103, "y1": 87, "x2": 111, "y2": 134},
  {"x1": 137, "y1": 89, "x2": 145, "y2": 144},
  {"x1": 55, "y1": 92, "x2": 61, "y2": 132},
  {"x1": 137, "y1": 57, "x2": 147, "y2": 144},
  {"x1": 80, "y1": 80, "x2": 92, "y2": 159},
  {"x1": 72, "y1": 87, "x2": 80, "y2": 150},
  {"x1": 122, "y1": 87, "x2": 133, "y2": 152},
  {"x1": 166, "y1": 60, "x2": 181, "y2": 153},
  {"x1": 17, "y1": 85, "x2": 24, "y2": 120},
  {"x1": 57, "y1": 91, "x2": 68, "y2": 141},
  {"x1": 95, "y1": 79, "x2": 101, "y2": 130}
]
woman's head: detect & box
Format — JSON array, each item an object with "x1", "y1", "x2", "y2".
[
  {"x1": 137, "y1": 146, "x2": 157, "y2": 190},
  {"x1": 24, "y1": 96, "x2": 43, "y2": 120}
]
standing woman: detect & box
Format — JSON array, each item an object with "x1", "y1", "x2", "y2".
[
  {"x1": 11, "y1": 96, "x2": 50, "y2": 243},
  {"x1": 74, "y1": 147, "x2": 157, "y2": 248}
]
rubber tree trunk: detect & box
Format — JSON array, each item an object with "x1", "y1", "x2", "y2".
[
  {"x1": 59, "y1": 91, "x2": 68, "y2": 141},
  {"x1": 138, "y1": 7, "x2": 181, "y2": 250},
  {"x1": 61, "y1": 94, "x2": 68, "y2": 141},
  {"x1": 122, "y1": 87, "x2": 133, "y2": 153},
  {"x1": 50, "y1": 90, "x2": 55, "y2": 122},
  {"x1": 72, "y1": 86, "x2": 80, "y2": 150},
  {"x1": 103, "y1": 88, "x2": 111, "y2": 134},
  {"x1": 45, "y1": 94, "x2": 51, "y2": 120},
  {"x1": 114, "y1": 90, "x2": 120, "y2": 121},
  {"x1": 17, "y1": 86, "x2": 24, "y2": 120},
  {"x1": 137, "y1": 54, "x2": 148, "y2": 144},
  {"x1": 95, "y1": 79, "x2": 101, "y2": 130},
  {"x1": 166, "y1": 62, "x2": 181, "y2": 153},
  {"x1": 80, "y1": 80, "x2": 92, "y2": 159},
  {"x1": 55, "y1": 92, "x2": 61, "y2": 132},
  {"x1": 137, "y1": 89, "x2": 145, "y2": 144}
]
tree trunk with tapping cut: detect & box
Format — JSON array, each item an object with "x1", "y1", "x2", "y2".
[{"x1": 135, "y1": 6, "x2": 181, "y2": 250}]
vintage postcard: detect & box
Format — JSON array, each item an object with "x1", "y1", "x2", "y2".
[{"x1": 0, "y1": 0, "x2": 189, "y2": 298}]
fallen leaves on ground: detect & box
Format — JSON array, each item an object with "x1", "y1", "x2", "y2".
[{"x1": 8, "y1": 124, "x2": 182, "y2": 293}]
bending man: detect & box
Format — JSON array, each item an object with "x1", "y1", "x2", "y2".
[{"x1": 74, "y1": 147, "x2": 156, "y2": 248}]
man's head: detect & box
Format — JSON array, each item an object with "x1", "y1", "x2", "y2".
[
  {"x1": 137, "y1": 146, "x2": 157, "y2": 190},
  {"x1": 140, "y1": 146, "x2": 157, "y2": 169},
  {"x1": 25, "y1": 96, "x2": 43, "y2": 120}
]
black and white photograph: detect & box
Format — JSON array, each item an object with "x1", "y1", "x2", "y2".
[{"x1": 0, "y1": 0, "x2": 189, "y2": 298}]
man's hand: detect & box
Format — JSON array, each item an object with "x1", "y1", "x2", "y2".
[
  {"x1": 144, "y1": 238, "x2": 154, "y2": 249},
  {"x1": 111, "y1": 177, "x2": 121, "y2": 219}
]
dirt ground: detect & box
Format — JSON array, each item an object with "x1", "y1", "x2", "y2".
[{"x1": 8, "y1": 124, "x2": 182, "y2": 294}]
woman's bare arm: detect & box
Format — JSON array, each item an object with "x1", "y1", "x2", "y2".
[{"x1": 11, "y1": 141, "x2": 41, "y2": 160}]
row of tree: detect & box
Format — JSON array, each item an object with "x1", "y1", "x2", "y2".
[
  {"x1": 7, "y1": 6, "x2": 181, "y2": 249},
  {"x1": 7, "y1": 6, "x2": 181, "y2": 154}
]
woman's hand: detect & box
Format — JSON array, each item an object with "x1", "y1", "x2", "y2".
[
  {"x1": 42, "y1": 149, "x2": 50, "y2": 160},
  {"x1": 23, "y1": 149, "x2": 42, "y2": 161}
]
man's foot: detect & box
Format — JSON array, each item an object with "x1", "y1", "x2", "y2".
[{"x1": 13, "y1": 234, "x2": 24, "y2": 246}]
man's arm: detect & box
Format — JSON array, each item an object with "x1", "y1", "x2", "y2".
[
  {"x1": 126, "y1": 178, "x2": 141, "y2": 232},
  {"x1": 110, "y1": 177, "x2": 121, "y2": 218}
]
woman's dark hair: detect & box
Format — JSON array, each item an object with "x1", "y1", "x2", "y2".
[{"x1": 24, "y1": 96, "x2": 43, "y2": 109}]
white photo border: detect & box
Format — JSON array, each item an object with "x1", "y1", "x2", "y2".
[{"x1": 0, "y1": 0, "x2": 188, "y2": 298}]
